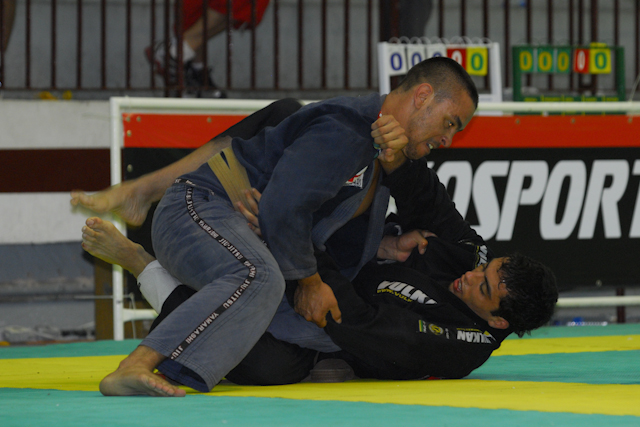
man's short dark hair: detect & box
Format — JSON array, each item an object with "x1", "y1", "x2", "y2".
[
  {"x1": 396, "y1": 56, "x2": 479, "y2": 108},
  {"x1": 493, "y1": 253, "x2": 558, "y2": 337}
]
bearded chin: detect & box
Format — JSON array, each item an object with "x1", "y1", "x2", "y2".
[{"x1": 404, "y1": 143, "x2": 422, "y2": 160}]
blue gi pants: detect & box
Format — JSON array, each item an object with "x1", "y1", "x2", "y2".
[{"x1": 142, "y1": 183, "x2": 285, "y2": 391}]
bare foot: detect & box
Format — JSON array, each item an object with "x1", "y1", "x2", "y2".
[
  {"x1": 82, "y1": 217, "x2": 155, "y2": 277},
  {"x1": 100, "y1": 366, "x2": 187, "y2": 397},
  {"x1": 70, "y1": 180, "x2": 151, "y2": 227},
  {"x1": 100, "y1": 346, "x2": 187, "y2": 397}
]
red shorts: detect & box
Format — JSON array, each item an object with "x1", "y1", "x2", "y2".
[{"x1": 181, "y1": 0, "x2": 270, "y2": 30}]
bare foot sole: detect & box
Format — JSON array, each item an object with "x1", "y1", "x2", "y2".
[
  {"x1": 100, "y1": 367, "x2": 187, "y2": 397},
  {"x1": 82, "y1": 217, "x2": 136, "y2": 267},
  {"x1": 82, "y1": 217, "x2": 154, "y2": 275}
]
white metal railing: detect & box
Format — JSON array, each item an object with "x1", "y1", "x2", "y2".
[
  {"x1": 556, "y1": 296, "x2": 640, "y2": 308},
  {"x1": 477, "y1": 101, "x2": 640, "y2": 114}
]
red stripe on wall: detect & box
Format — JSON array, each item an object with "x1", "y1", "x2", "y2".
[
  {"x1": 122, "y1": 114, "x2": 640, "y2": 150},
  {"x1": 122, "y1": 113, "x2": 248, "y2": 148},
  {"x1": 0, "y1": 149, "x2": 110, "y2": 193},
  {"x1": 454, "y1": 115, "x2": 640, "y2": 148}
]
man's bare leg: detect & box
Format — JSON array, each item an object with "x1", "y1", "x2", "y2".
[
  {"x1": 2, "y1": 0, "x2": 17, "y2": 53},
  {"x1": 70, "y1": 136, "x2": 231, "y2": 226},
  {"x1": 183, "y1": 7, "x2": 227, "y2": 62},
  {"x1": 82, "y1": 217, "x2": 154, "y2": 277},
  {"x1": 100, "y1": 345, "x2": 186, "y2": 397},
  {"x1": 82, "y1": 217, "x2": 180, "y2": 311}
]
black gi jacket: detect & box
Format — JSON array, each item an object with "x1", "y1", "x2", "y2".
[
  {"x1": 323, "y1": 240, "x2": 511, "y2": 380},
  {"x1": 288, "y1": 158, "x2": 509, "y2": 381}
]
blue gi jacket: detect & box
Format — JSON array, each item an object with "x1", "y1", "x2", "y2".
[{"x1": 181, "y1": 93, "x2": 388, "y2": 282}]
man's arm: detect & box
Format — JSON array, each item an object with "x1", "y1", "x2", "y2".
[
  {"x1": 376, "y1": 229, "x2": 434, "y2": 262},
  {"x1": 371, "y1": 114, "x2": 408, "y2": 174},
  {"x1": 295, "y1": 273, "x2": 342, "y2": 327},
  {"x1": 385, "y1": 158, "x2": 484, "y2": 245}
]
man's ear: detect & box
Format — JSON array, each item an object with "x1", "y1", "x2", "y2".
[
  {"x1": 414, "y1": 83, "x2": 434, "y2": 109},
  {"x1": 488, "y1": 316, "x2": 510, "y2": 330}
]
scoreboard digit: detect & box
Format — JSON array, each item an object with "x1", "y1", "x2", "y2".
[
  {"x1": 447, "y1": 47, "x2": 467, "y2": 68},
  {"x1": 573, "y1": 48, "x2": 590, "y2": 74},
  {"x1": 556, "y1": 48, "x2": 572, "y2": 74},
  {"x1": 467, "y1": 47, "x2": 488, "y2": 76},
  {"x1": 536, "y1": 47, "x2": 554, "y2": 73}
]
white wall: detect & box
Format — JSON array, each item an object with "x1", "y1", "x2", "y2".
[{"x1": 0, "y1": 100, "x2": 111, "y2": 244}]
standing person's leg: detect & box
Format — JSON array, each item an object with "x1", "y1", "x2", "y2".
[
  {"x1": 181, "y1": 0, "x2": 271, "y2": 59},
  {"x1": 1, "y1": 0, "x2": 16, "y2": 53},
  {"x1": 181, "y1": 1, "x2": 227, "y2": 62}
]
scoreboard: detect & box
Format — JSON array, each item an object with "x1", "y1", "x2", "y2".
[
  {"x1": 377, "y1": 41, "x2": 503, "y2": 103},
  {"x1": 512, "y1": 44, "x2": 626, "y2": 102}
]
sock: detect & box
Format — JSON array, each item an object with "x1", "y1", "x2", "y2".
[
  {"x1": 168, "y1": 37, "x2": 196, "y2": 63},
  {"x1": 137, "y1": 260, "x2": 182, "y2": 312}
]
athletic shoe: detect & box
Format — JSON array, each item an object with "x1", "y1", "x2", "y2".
[
  {"x1": 144, "y1": 42, "x2": 180, "y2": 85},
  {"x1": 184, "y1": 62, "x2": 226, "y2": 98}
]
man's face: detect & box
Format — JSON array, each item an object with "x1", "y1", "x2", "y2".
[
  {"x1": 448, "y1": 257, "x2": 509, "y2": 324},
  {"x1": 403, "y1": 89, "x2": 476, "y2": 160}
]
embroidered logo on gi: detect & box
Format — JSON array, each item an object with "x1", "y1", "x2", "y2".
[
  {"x1": 418, "y1": 321, "x2": 450, "y2": 339},
  {"x1": 428, "y1": 323, "x2": 444, "y2": 335},
  {"x1": 418, "y1": 320, "x2": 428, "y2": 333},
  {"x1": 344, "y1": 166, "x2": 368, "y2": 188},
  {"x1": 378, "y1": 280, "x2": 437, "y2": 304},
  {"x1": 455, "y1": 328, "x2": 496, "y2": 344}
]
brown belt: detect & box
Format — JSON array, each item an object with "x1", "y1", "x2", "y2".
[{"x1": 207, "y1": 146, "x2": 252, "y2": 210}]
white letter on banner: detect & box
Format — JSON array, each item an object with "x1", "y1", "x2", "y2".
[
  {"x1": 472, "y1": 161, "x2": 510, "y2": 240},
  {"x1": 387, "y1": 44, "x2": 408, "y2": 77},
  {"x1": 628, "y1": 160, "x2": 640, "y2": 238},
  {"x1": 436, "y1": 161, "x2": 473, "y2": 218},
  {"x1": 497, "y1": 161, "x2": 548, "y2": 241},
  {"x1": 426, "y1": 43, "x2": 446, "y2": 58},
  {"x1": 406, "y1": 45, "x2": 427, "y2": 68},
  {"x1": 578, "y1": 160, "x2": 628, "y2": 239},
  {"x1": 540, "y1": 160, "x2": 587, "y2": 240}
]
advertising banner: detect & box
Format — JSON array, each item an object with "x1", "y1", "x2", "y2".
[{"x1": 428, "y1": 115, "x2": 640, "y2": 288}]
